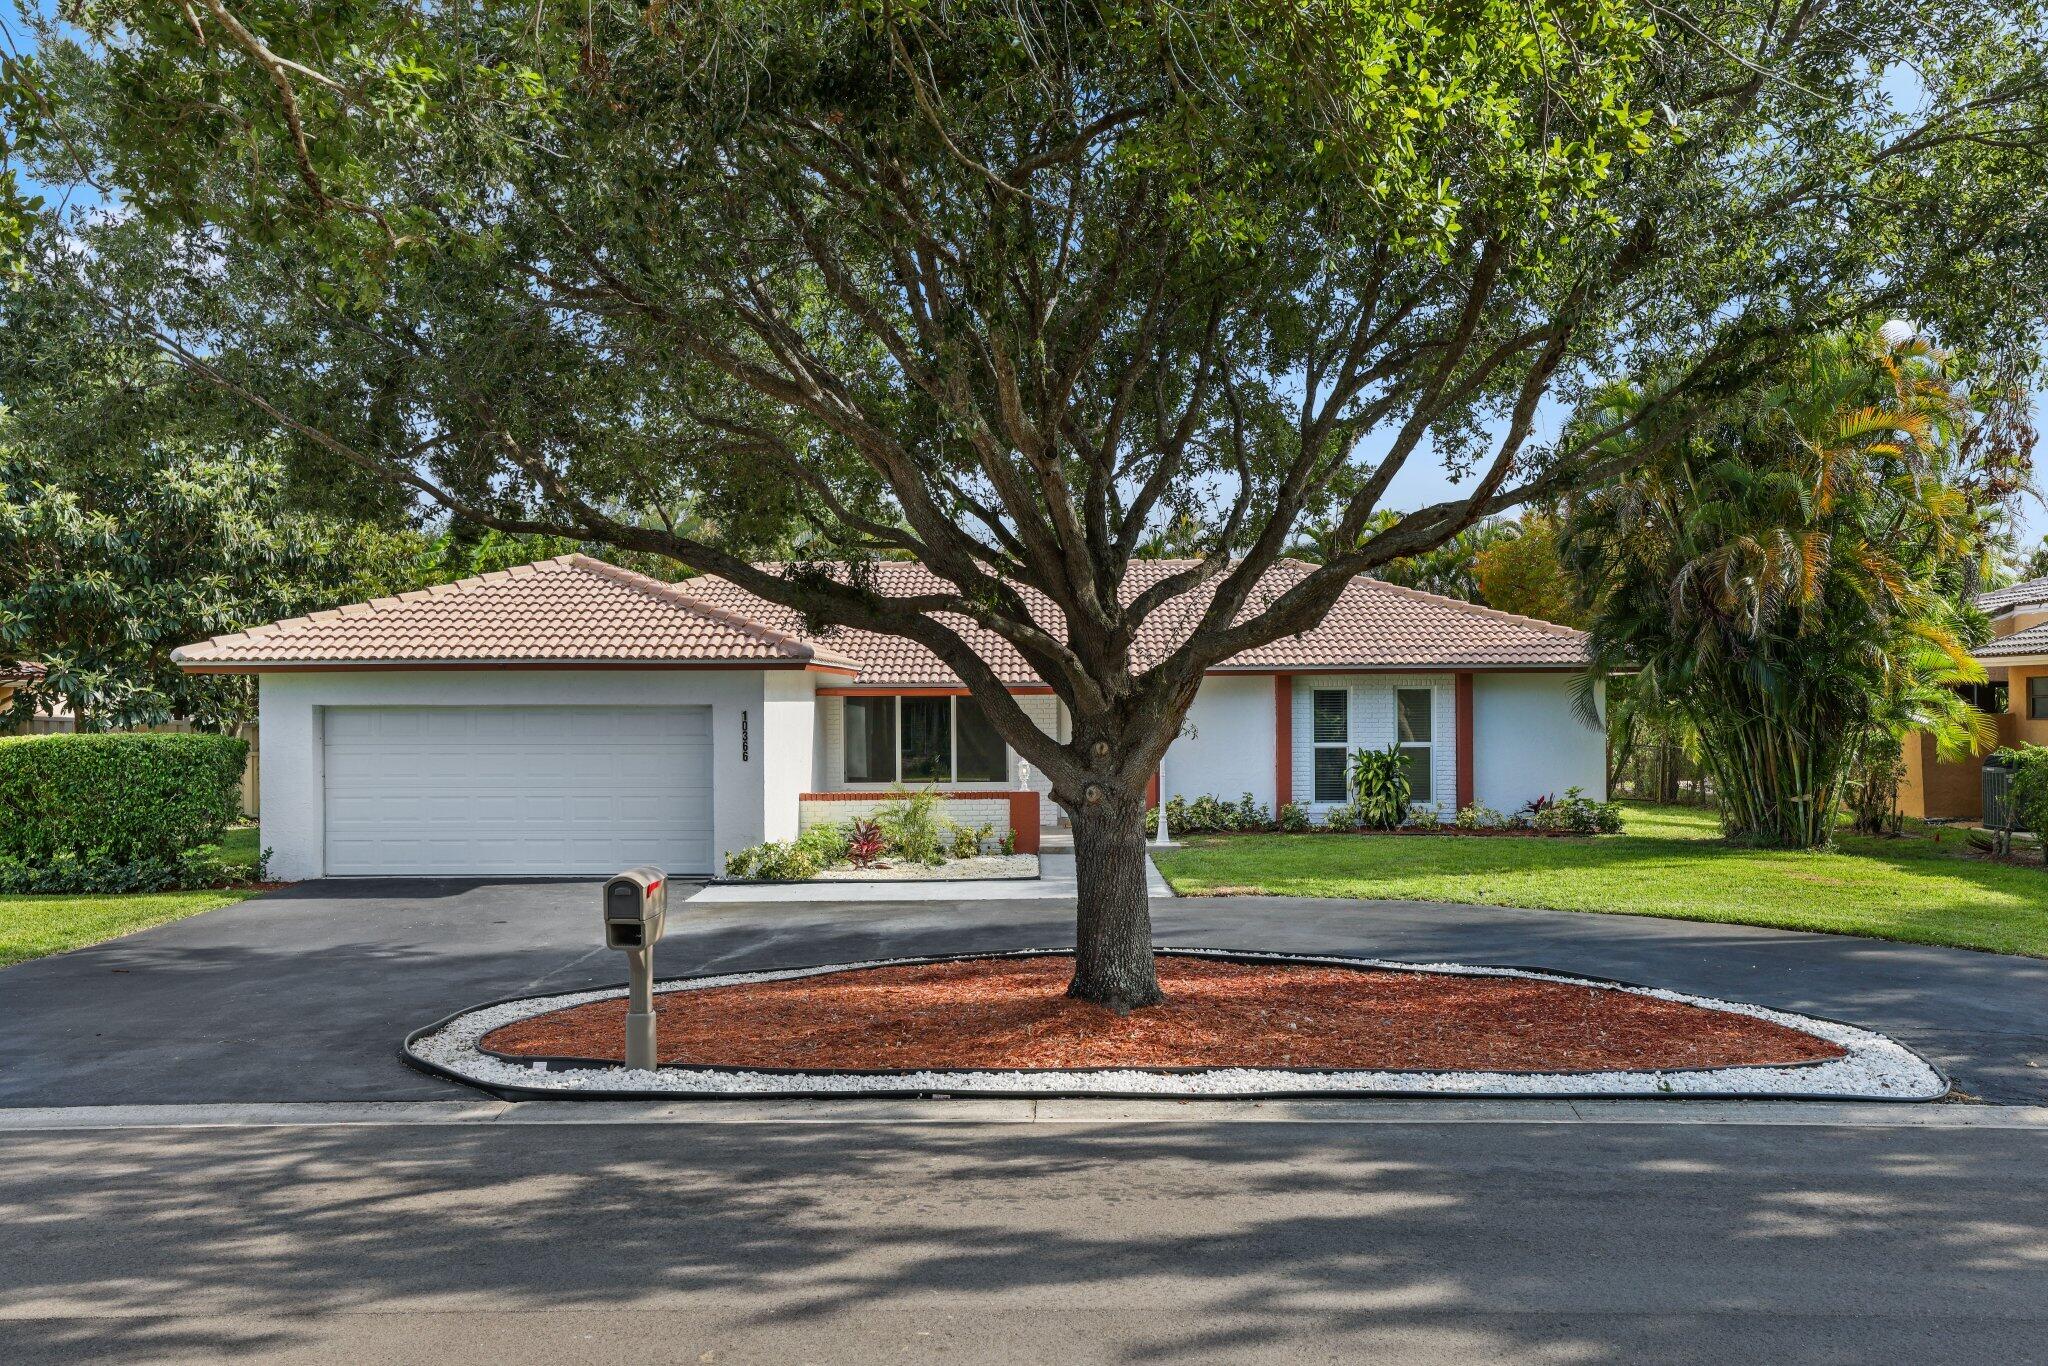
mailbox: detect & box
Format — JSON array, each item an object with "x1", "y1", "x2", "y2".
[
  {"x1": 603, "y1": 866, "x2": 668, "y2": 950},
  {"x1": 602, "y1": 866, "x2": 668, "y2": 1071}
]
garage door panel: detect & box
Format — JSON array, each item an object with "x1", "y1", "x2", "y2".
[{"x1": 323, "y1": 705, "x2": 714, "y2": 876}]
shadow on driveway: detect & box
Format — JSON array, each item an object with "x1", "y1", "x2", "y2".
[{"x1": 2, "y1": 880, "x2": 2046, "y2": 1105}]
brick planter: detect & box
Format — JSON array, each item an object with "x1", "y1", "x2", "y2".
[{"x1": 798, "y1": 790, "x2": 1041, "y2": 854}]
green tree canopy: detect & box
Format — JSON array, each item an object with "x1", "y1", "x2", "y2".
[
  {"x1": 8, "y1": 0, "x2": 2048, "y2": 1004},
  {"x1": 1563, "y1": 325, "x2": 2012, "y2": 847},
  {"x1": 1474, "y1": 512, "x2": 1586, "y2": 627}
]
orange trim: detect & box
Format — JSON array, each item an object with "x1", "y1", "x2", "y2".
[
  {"x1": 1274, "y1": 674, "x2": 1293, "y2": 808},
  {"x1": 1455, "y1": 671, "x2": 1475, "y2": 810},
  {"x1": 797, "y1": 789, "x2": 1039, "y2": 853},
  {"x1": 1145, "y1": 769, "x2": 1160, "y2": 810}
]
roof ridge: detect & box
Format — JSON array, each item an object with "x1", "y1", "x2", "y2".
[
  {"x1": 1357, "y1": 575, "x2": 1586, "y2": 637},
  {"x1": 564, "y1": 555, "x2": 859, "y2": 669}
]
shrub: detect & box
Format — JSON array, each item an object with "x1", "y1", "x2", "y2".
[
  {"x1": 1276, "y1": 802, "x2": 1309, "y2": 832},
  {"x1": 948, "y1": 823, "x2": 984, "y2": 860},
  {"x1": 795, "y1": 821, "x2": 850, "y2": 866},
  {"x1": 0, "y1": 732, "x2": 248, "y2": 866},
  {"x1": 1526, "y1": 787, "x2": 1625, "y2": 834},
  {"x1": 1322, "y1": 801, "x2": 1366, "y2": 830},
  {"x1": 1455, "y1": 804, "x2": 1505, "y2": 830},
  {"x1": 1182, "y1": 794, "x2": 1231, "y2": 833},
  {"x1": 999, "y1": 827, "x2": 1017, "y2": 856},
  {"x1": 0, "y1": 842, "x2": 268, "y2": 895},
  {"x1": 1407, "y1": 806, "x2": 1442, "y2": 830},
  {"x1": 875, "y1": 787, "x2": 947, "y2": 865},
  {"x1": 1347, "y1": 744, "x2": 1412, "y2": 829},
  {"x1": 723, "y1": 839, "x2": 823, "y2": 880},
  {"x1": 1157, "y1": 792, "x2": 1273, "y2": 835},
  {"x1": 1996, "y1": 747, "x2": 2048, "y2": 857}
]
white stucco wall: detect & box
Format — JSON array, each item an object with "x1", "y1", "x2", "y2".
[
  {"x1": 1472, "y1": 673, "x2": 1607, "y2": 812},
  {"x1": 1161, "y1": 674, "x2": 1279, "y2": 812},
  {"x1": 759, "y1": 670, "x2": 818, "y2": 843},
  {"x1": 257, "y1": 669, "x2": 789, "y2": 880}
]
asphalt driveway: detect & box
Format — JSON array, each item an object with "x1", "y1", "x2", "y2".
[{"x1": 4, "y1": 881, "x2": 2047, "y2": 1105}]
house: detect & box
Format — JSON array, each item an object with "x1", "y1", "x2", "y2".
[
  {"x1": 1895, "y1": 575, "x2": 2048, "y2": 821},
  {"x1": 172, "y1": 556, "x2": 1604, "y2": 879},
  {"x1": 0, "y1": 662, "x2": 43, "y2": 718}
]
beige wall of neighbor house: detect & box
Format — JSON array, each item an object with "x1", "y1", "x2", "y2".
[
  {"x1": 2011, "y1": 663, "x2": 2048, "y2": 749},
  {"x1": 1897, "y1": 729, "x2": 1990, "y2": 822}
]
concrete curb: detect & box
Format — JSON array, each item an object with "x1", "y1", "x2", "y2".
[{"x1": 4, "y1": 1098, "x2": 2046, "y2": 1132}]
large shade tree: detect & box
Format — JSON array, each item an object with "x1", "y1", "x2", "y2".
[{"x1": 7, "y1": 0, "x2": 2048, "y2": 1005}]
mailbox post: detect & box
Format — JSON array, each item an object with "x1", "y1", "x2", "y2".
[{"x1": 602, "y1": 866, "x2": 668, "y2": 1070}]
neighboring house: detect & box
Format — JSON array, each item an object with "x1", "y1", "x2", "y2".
[
  {"x1": 0, "y1": 662, "x2": 44, "y2": 720},
  {"x1": 173, "y1": 556, "x2": 1604, "y2": 880},
  {"x1": 1896, "y1": 576, "x2": 2048, "y2": 821}
]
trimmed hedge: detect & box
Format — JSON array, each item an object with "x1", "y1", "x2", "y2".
[
  {"x1": 1999, "y1": 745, "x2": 2048, "y2": 847},
  {"x1": 0, "y1": 732, "x2": 248, "y2": 866}
]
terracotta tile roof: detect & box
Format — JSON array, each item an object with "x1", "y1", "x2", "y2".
[
  {"x1": 1976, "y1": 619, "x2": 2048, "y2": 660},
  {"x1": 1979, "y1": 576, "x2": 2048, "y2": 614},
  {"x1": 171, "y1": 555, "x2": 860, "y2": 671},
  {"x1": 0, "y1": 661, "x2": 44, "y2": 683},
  {"x1": 176, "y1": 555, "x2": 1588, "y2": 678},
  {"x1": 674, "y1": 558, "x2": 1589, "y2": 685}
]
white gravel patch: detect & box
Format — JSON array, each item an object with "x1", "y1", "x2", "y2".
[
  {"x1": 804, "y1": 854, "x2": 1037, "y2": 883},
  {"x1": 405, "y1": 948, "x2": 1947, "y2": 1102}
]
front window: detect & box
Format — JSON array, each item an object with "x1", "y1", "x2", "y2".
[
  {"x1": 1396, "y1": 687, "x2": 1434, "y2": 803},
  {"x1": 843, "y1": 697, "x2": 896, "y2": 782},
  {"x1": 899, "y1": 697, "x2": 952, "y2": 782},
  {"x1": 1312, "y1": 689, "x2": 1349, "y2": 803},
  {"x1": 842, "y1": 695, "x2": 1012, "y2": 784},
  {"x1": 954, "y1": 698, "x2": 1008, "y2": 781},
  {"x1": 2031, "y1": 676, "x2": 2048, "y2": 721}
]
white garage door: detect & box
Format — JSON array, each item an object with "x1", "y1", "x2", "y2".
[{"x1": 323, "y1": 706, "x2": 714, "y2": 876}]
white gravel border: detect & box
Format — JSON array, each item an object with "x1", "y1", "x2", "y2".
[{"x1": 405, "y1": 948, "x2": 1947, "y2": 1102}]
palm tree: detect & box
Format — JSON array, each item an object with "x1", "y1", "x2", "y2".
[{"x1": 1564, "y1": 326, "x2": 1998, "y2": 848}]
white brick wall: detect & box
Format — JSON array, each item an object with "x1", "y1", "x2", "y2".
[
  {"x1": 798, "y1": 795, "x2": 1015, "y2": 836},
  {"x1": 1291, "y1": 674, "x2": 1457, "y2": 817}
]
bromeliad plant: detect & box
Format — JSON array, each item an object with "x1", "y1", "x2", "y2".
[
  {"x1": 1348, "y1": 745, "x2": 1414, "y2": 830},
  {"x1": 1565, "y1": 326, "x2": 2011, "y2": 849},
  {"x1": 846, "y1": 818, "x2": 887, "y2": 869}
]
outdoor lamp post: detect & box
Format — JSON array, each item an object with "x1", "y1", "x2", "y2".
[
  {"x1": 601, "y1": 866, "x2": 668, "y2": 1070},
  {"x1": 1152, "y1": 747, "x2": 1175, "y2": 848}
]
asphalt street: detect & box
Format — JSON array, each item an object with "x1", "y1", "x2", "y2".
[{"x1": 2, "y1": 1111, "x2": 2045, "y2": 1363}]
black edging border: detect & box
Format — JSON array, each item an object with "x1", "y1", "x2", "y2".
[{"x1": 399, "y1": 946, "x2": 1952, "y2": 1105}]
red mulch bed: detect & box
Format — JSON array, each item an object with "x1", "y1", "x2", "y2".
[{"x1": 480, "y1": 954, "x2": 1845, "y2": 1074}]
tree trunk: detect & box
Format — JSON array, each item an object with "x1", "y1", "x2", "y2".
[{"x1": 1065, "y1": 788, "x2": 1164, "y2": 1012}]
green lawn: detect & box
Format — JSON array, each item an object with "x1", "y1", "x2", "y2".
[
  {"x1": 1154, "y1": 804, "x2": 2048, "y2": 957},
  {"x1": 0, "y1": 827, "x2": 265, "y2": 969}
]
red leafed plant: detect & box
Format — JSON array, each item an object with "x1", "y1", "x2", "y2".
[{"x1": 847, "y1": 818, "x2": 887, "y2": 869}]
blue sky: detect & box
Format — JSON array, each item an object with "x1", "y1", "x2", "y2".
[{"x1": 4, "y1": 6, "x2": 2043, "y2": 553}]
